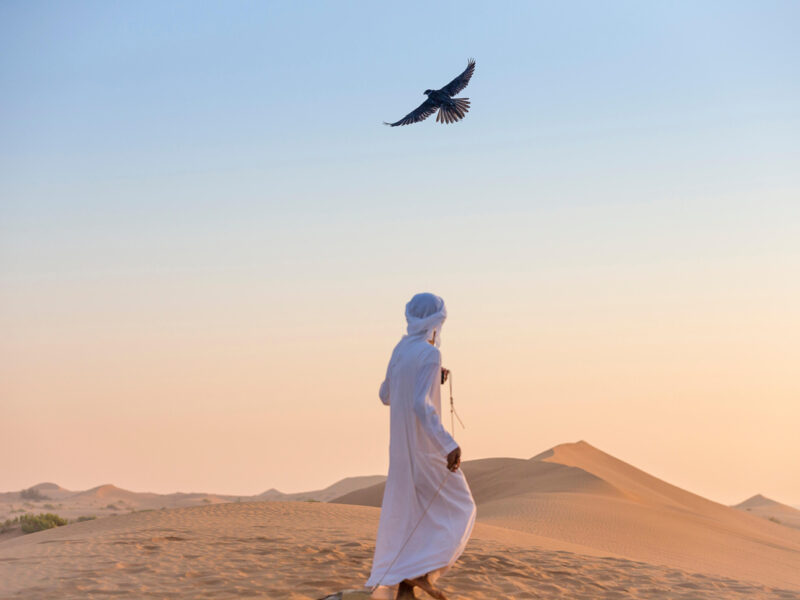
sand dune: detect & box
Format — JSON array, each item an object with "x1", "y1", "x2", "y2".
[
  {"x1": 0, "y1": 483, "x2": 74, "y2": 504},
  {"x1": 333, "y1": 455, "x2": 621, "y2": 507},
  {"x1": 333, "y1": 441, "x2": 800, "y2": 591},
  {"x1": 735, "y1": 494, "x2": 800, "y2": 530},
  {"x1": 2, "y1": 501, "x2": 799, "y2": 600},
  {"x1": 259, "y1": 476, "x2": 387, "y2": 503},
  {"x1": 3, "y1": 442, "x2": 799, "y2": 598},
  {"x1": 0, "y1": 475, "x2": 386, "y2": 526},
  {"x1": 70, "y1": 484, "x2": 162, "y2": 504}
]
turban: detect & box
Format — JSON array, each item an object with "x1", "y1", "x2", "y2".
[{"x1": 405, "y1": 292, "x2": 447, "y2": 348}]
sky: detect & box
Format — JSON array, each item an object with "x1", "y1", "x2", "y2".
[{"x1": 1, "y1": 1, "x2": 798, "y2": 506}]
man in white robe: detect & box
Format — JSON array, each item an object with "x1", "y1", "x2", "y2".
[{"x1": 366, "y1": 293, "x2": 476, "y2": 600}]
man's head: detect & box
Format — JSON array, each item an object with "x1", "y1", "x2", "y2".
[
  {"x1": 405, "y1": 293, "x2": 447, "y2": 347},
  {"x1": 406, "y1": 292, "x2": 442, "y2": 319}
]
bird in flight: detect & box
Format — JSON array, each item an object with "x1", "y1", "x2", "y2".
[{"x1": 384, "y1": 59, "x2": 475, "y2": 127}]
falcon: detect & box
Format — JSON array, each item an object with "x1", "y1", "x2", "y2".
[{"x1": 384, "y1": 59, "x2": 475, "y2": 127}]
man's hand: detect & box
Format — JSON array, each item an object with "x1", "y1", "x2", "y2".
[
  {"x1": 446, "y1": 446, "x2": 461, "y2": 472},
  {"x1": 441, "y1": 367, "x2": 450, "y2": 384}
]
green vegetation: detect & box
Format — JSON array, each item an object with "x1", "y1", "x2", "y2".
[
  {"x1": 76, "y1": 515, "x2": 97, "y2": 522},
  {"x1": 43, "y1": 503, "x2": 56, "y2": 510},
  {"x1": 2, "y1": 513, "x2": 68, "y2": 534},
  {"x1": 20, "y1": 513, "x2": 68, "y2": 533},
  {"x1": 1, "y1": 517, "x2": 20, "y2": 533}
]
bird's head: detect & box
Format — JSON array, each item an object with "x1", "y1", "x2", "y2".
[{"x1": 423, "y1": 89, "x2": 433, "y2": 96}]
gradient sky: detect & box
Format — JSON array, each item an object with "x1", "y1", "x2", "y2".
[{"x1": 2, "y1": 1, "x2": 798, "y2": 506}]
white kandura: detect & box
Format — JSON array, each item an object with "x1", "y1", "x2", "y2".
[{"x1": 365, "y1": 293, "x2": 476, "y2": 592}]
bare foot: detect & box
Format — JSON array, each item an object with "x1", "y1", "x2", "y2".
[
  {"x1": 402, "y1": 574, "x2": 448, "y2": 600},
  {"x1": 395, "y1": 580, "x2": 417, "y2": 599}
]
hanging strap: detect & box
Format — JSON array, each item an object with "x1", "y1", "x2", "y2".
[{"x1": 449, "y1": 373, "x2": 465, "y2": 435}]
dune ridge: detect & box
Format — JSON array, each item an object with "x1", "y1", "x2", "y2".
[
  {"x1": 734, "y1": 494, "x2": 800, "y2": 530},
  {"x1": 333, "y1": 441, "x2": 800, "y2": 590},
  {"x1": 1, "y1": 475, "x2": 387, "y2": 526}
]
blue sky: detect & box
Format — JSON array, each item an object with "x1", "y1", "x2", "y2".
[
  {"x1": 1, "y1": 2, "x2": 799, "y2": 501},
  {"x1": 3, "y1": 1, "x2": 797, "y2": 215},
  {"x1": 2, "y1": 1, "x2": 798, "y2": 295}
]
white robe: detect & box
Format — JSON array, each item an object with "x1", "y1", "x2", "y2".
[{"x1": 365, "y1": 334, "x2": 476, "y2": 589}]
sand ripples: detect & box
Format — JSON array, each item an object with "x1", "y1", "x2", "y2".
[{"x1": 0, "y1": 502, "x2": 797, "y2": 599}]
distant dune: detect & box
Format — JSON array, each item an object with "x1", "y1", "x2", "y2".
[
  {"x1": 735, "y1": 494, "x2": 800, "y2": 530},
  {"x1": 69, "y1": 484, "x2": 161, "y2": 503},
  {"x1": 333, "y1": 440, "x2": 800, "y2": 591},
  {"x1": 0, "y1": 482, "x2": 76, "y2": 503},
  {"x1": 257, "y1": 475, "x2": 387, "y2": 502},
  {"x1": 0, "y1": 475, "x2": 386, "y2": 527}
]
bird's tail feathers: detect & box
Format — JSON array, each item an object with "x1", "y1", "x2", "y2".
[{"x1": 436, "y1": 98, "x2": 471, "y2": 124}]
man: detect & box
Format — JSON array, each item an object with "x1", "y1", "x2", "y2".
[{"x1": 366, "y1": 293, "x2": 476, "y2": 600}]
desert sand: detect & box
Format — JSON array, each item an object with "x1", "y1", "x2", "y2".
[
  {"x1": 2, "y1": 501, "x2": 800, "y2": 600},
  {"x1": 333, "y1": 441, "x2": 800, "y2": 594},
  {"x1": 0, "y1": 475, "x2": 387, "y2": 529},
  {"x1": 735, "y1": 494, "x2": 800, "y2": 531},
  {"x1": 2, "y1": 441, "x2": 799, "y2": 599}
]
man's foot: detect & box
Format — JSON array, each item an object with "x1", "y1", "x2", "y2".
[
  {"x1": 401, "y1": 574, "x2": 448, "y2": 600},
  {"x1": 395, "y1": 580, "x2": 417, "y2": 599}
]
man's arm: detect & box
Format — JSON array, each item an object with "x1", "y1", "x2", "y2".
[
  {"x1": 413, "y1": 361, "x2": 459, "y2": 456},
  {"x1": 379, "y1": 377, "x2": 390, "y2": 405}
]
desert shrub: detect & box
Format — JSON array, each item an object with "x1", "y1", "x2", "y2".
[
  {"x1": 105, "y1": 503, "x2": 119, "y2": 510},
  {"x1": 1, "y1": 517, "x2": 20, "y2": 533},
  {"x1": 76, "y1": 515, "x2": 97, "y2": 522},
  {"x1": 20, "y1": 488, "x2": 49, "y2": 501},
  {"x1": 768, "y1": 516, "x2": 782, "y2": 524},
  {"x1": 20, "y1": 513, "x2": 68, "y2": 533},
  {"x1": 43, "y1": 504, "x2": 56, "y2": 509}
]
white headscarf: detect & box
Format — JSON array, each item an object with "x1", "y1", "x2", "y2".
[{"x1": 405, "y1": 292, "x2": 447, "y2": 348}]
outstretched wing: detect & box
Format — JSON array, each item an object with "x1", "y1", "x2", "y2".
[
  {"x1": 384, "y1": 98, "x2": 438, "y2": 127},
  {"x1": 440, "y1": 58, "x2": 475, "y2": 97}
]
